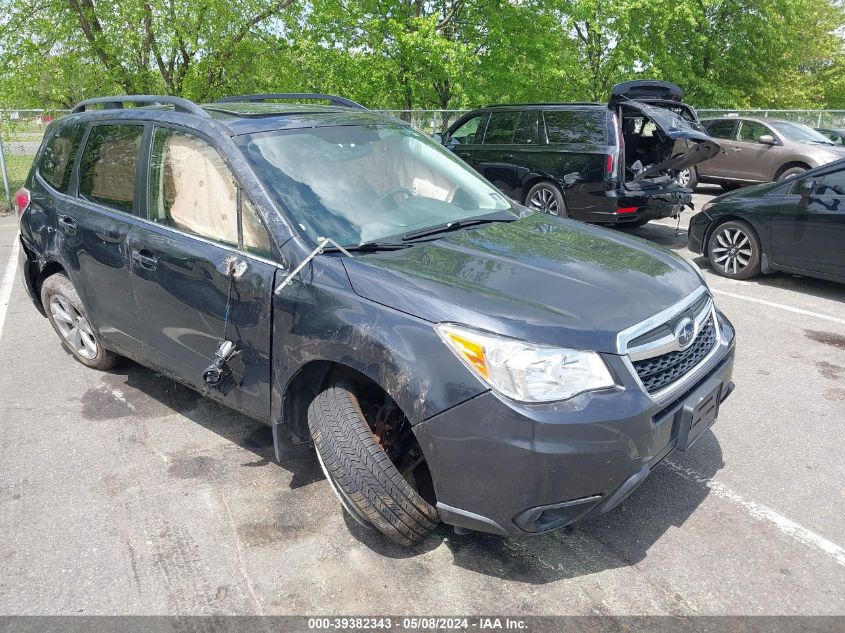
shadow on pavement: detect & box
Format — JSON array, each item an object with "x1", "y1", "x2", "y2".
[{"x1": 97, "y1": 345, "x2": 726, "y2": 583}]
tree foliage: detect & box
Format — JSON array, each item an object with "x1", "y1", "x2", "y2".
[{"x1": 0, "y1": 0, "x2": 843, "y2": 109}]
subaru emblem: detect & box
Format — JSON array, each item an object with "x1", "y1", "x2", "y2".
[{"x1": 675, "y1": 317, "x2": 696, "y2": 350}]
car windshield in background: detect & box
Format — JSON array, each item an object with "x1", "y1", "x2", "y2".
[
  {"x1": 769, "y1": 121, "x2": 836, "y2": 145},
  {"x1": 240, "y1": 125, "x2": 514, "y2": 247}
]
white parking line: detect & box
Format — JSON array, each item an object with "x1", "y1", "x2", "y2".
[
  {"x1": 710, "y1": 288, "x2": 845, "y2": 326},
  {"x1": 665, "y1": 460, "x2": 845, "y2": 568},
  {"x1": 0, "y1": 234, "x2": 21, "y2": 342}
]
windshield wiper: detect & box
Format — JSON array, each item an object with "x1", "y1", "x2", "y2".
[
  {"x1": 401, "y1": 216, "x2": 516, "y2": 242},
  {"x1": 322, "y1": 241, "x2": 413, "y2": 253}
]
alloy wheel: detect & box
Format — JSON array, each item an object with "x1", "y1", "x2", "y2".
[
  {"x1": 675, "y1": 169, "x2": 691, "y2": 187},
  {"x1": 49, "y1": 295, "x2": 98, "y2": 359},
  {"x1": 528, "y1": 187, "x2": 560, "y2": 215},
  {"x1": 712, "y1": 227, "x2": 752, "y2": 275}
]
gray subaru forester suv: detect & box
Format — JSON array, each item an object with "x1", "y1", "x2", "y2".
[{"x1": 16, "y1": 93, "x2": 736, "y2": 546}]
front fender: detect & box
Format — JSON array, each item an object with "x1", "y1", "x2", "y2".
[{"x1": 270, "y1": 257, "x2": 487, "y2": 439}]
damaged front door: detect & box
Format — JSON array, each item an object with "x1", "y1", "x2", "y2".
[{"x1": 130, "y1": 125, "x2": 278, "y2": 421}]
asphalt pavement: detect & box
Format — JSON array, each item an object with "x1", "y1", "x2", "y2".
[{"x1": 0, "y1": 187, "x2": 843, "y2": 616}]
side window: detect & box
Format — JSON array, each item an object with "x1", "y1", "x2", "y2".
[
  {"x1": 737, "y1": 121, "x2": 770, "y2": 143},
  {"x1": 448, "y1": 115, "x2": 484, "y2": 145},
  {"x1": 512, "y1": 111, "x2": 541, "y2": 145},
  {"x1": 483, "y1": 111, "x2": 518, "y2": 144},
  {"x1": 148, "y1": 127, "x2": 272, "y2": 256},
  {"x1": 544, "y1": 110, "x2": 606, "y2": 144},
  {"x1": 705, "y1": 120, "x2": 737, "y2": 140},
  {"x1": 78, "y1": 124, "x2": 143, "y2": 212},
  {"x1": 37, "y1": 124, "x2": 84, "y2": 192}
]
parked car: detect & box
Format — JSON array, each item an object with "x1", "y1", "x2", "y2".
[
  {"x1": 16, "y1": 93, "x2": 736, "y2": 546},
  {"x1": 816, "y1": 127, "x2": 845, "y2": 146},
  {"x1": 688, "y1": 157, "x2": 845, "y2": 283},
  {"x1": 441, "y1": 80, "x2": 720, "y2": 227},
  {"x1": 694, "y1": 116, "x2": 845, "y2": 189}
]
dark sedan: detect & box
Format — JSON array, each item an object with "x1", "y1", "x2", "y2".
[{"x1": 688, "y1": 157, "x2": 845, "y2": 283}]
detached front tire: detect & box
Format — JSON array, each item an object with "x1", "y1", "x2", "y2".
[
  {"x1": 308, "y1": 380, "x2": 439, "y2": 547},
  {"x1": 41, "y1": 273, "x2": 118, "y2": 370}
]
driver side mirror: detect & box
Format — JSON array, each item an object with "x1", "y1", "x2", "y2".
[
  {"x1": 758, "y1": 134, "x2": 776, "y2": 145},
  {"x1": 796, "y1": 179, "x2": 816, "y2": 198}
]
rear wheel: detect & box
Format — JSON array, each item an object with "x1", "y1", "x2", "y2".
[
  {"x1": 707, "y1": 220, "x2": 762, "y2": 280},
  {"x1": 308, "y1": 379, "x2": 439, "y2": 547},
  {"x1": 41, "y1": 273, "x2": 118, "y2": 370},
  {"x1": 525, "y1": 181, "x2": 567, "y2": 217}
]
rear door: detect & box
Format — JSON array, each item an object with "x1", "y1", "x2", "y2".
[
  {"x1": 55, "y1": 122, "x2": 145, "y2": 357},
  {"x1": 770, "y1": 167, "x2": 845, "y2": 276},
  {"x1": 129, "y1": 125, "x2": 279, "y2": 420},
  {"x1": 699, "y1": 119, "x2": 739, "y2": 179}
]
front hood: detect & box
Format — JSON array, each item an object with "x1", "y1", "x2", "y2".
[{"x1": 342, "y1": 214, "x2": 704, "y2": 353}]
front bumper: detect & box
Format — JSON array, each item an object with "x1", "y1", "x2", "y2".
[
  {"x1": 687, "y1": 210, "x2": 711, "y2": 254},
  {"x1": 413, "y1": 312, "x2": 735, "y2": 536}
]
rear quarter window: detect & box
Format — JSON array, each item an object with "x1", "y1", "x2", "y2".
[
  {"x1": 37, "y1": 124, "x2": 84, "y2": 192},
  {"x1": 544, "y1": 110, "x2": 606, "y2": 144}
]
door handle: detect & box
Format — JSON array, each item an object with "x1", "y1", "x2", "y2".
[
  {"x1": 58, "y1": 215, "x2": 77, "y2": 234},
  {"x1": 730, "y1": 148, "x2": 742, "y2": 152},
  {"x1": 131, "y1": 250, "x2": 158, "y2": 271},
  {"x1": 95, "y1": 230, "x2": 125, "y2": 244},
  {"x1": 458, "y1": 152, "x2": 471, "y2": 159}
]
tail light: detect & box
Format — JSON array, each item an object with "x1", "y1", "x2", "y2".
[
  {"x1": 605, "y1": 154, "x2": 614, "y2": 177},
  {"x1": 617, "y1": 206, "x2": 638, "y2": 214},
  {"x1": 13, "y1": 188, "x2": 30, "y2": 219}
]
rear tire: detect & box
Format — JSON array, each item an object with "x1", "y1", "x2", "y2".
[
  {"x1": 308, "y1": 380, "x2": 439, "y2": 547},
  {"x1": 675, "y1": 167, "x2": 698, "y2": 190},
  {"x1": 41, "y1": 273, "x2": 119, "y2": 370},
  {"x1": 525, "y1": 181, "x2": 568, "y2": 217},
  {"x1": 707, "y1": 220, "x2": 762, "y2": 280}
]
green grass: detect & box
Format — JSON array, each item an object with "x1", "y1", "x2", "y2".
[{"x1": 0, "y1": 154, "x2": 34, "y2": 212}]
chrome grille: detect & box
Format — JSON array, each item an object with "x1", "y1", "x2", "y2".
[{"x1": 632, "y1": 315, "x2": 718, "y2": 394}]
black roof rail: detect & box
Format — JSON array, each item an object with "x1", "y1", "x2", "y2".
[
  {"x1": 215, "y1": 93, "x2": 367, "y2": 110},
  {"x1": 71, "y1": 95, "x2": 209, "y2": 118},
  {"x1": 483, "y1": 102, "x2": 602, "y2": 108}
]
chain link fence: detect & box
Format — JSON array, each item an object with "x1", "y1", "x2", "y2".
[{"x1": 3, "y1": 106, "x2": 845, "y2": 212}]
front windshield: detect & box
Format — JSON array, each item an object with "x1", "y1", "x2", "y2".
[
  {"x1": 240, "y1": 125, "x2": 514, "y2": 246},
  {"x1": 769, "y1": 121, "x2": 834, "y2": 145}
]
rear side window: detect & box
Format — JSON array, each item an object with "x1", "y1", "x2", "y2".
[
  {"x1": 79, "y1": 124, "x2": 143, "y2": 212},
  {"x1": 148, "y1": 127, "x2": 272, "y2": 257},
  {"x1": 544, "y1": 110, "x2": 606, "y2": 144},
  {"x1": 513, "y1": 111, "x2": 541, "y2": 145},
  {"x1": 705, "y1": 120, "x2": 737, "y2": 140},
  {"x1": 483, "y1": 111, "x2": 519, "y2": 144},
  {"x1": 37, "y1": 124, "x2": 84, "y2": 192},
  {"x1": 814, "y1": 168, "x2": 845, "y2": 196}
]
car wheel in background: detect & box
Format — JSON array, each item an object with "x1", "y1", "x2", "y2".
[
  {"x1": 675, "y1": 168, "x2": 698, "y2": 190},
  {"x1": 525, "y1": 181, "x2": 568, "y2": 217},
  {"x1": 40, "y1": 273, "x2": 119, "y2": 370},
  {"x1": 707, "y1": 220, "x2": 762, "y2": 280},
  {"x1": 308, "y1": 379, "x2": 439, "y2": 547},
  {"x1": 776, "y1": 165, "x2": 808, "y2": 182}
]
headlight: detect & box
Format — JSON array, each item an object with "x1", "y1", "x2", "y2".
[{"x1": 436, "y1": 323, "x2": 615, "y2": 403}]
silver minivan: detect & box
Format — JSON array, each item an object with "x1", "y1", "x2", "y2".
[{"x1": 692, "y1": 116, "x2": 845, "y2": 189}]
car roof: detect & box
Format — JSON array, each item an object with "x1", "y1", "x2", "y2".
[
  {"x1": 56, "y1": 96, "x2": 405, "y2": 136},
  {"x1": 482, "y1": 103, "x2": 606, "y2": 110}
]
